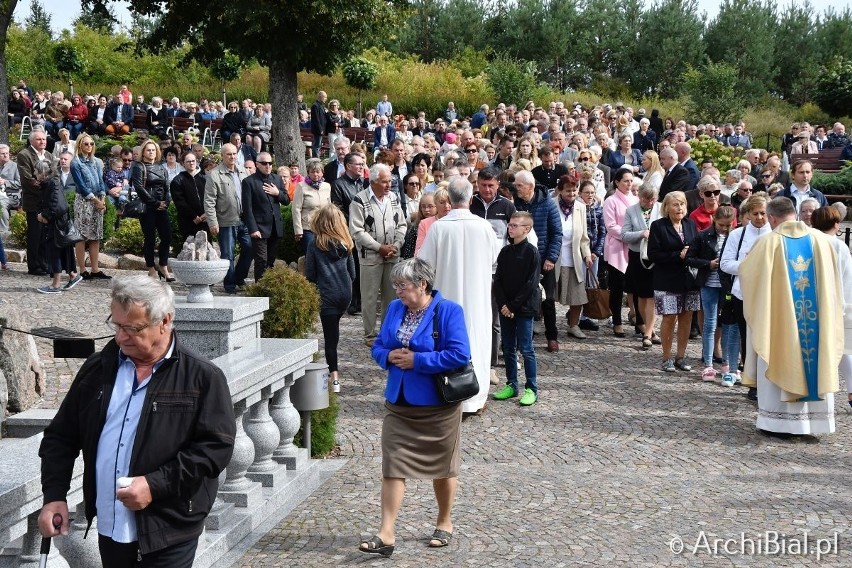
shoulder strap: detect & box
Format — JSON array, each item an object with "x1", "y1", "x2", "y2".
[
  {"x1": 431, "y1": 298, "x2": 444, "y2": 344},
  {"x1": 734, "y1": 228, "x2": 746, "y2": 260}
]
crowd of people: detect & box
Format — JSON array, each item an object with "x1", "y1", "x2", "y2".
[{"x1": 7, "y1": 84, "x2": 850, "y2": 560}]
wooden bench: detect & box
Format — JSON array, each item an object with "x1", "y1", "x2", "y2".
[
  {"x1": 166, "y1": 116, "x2": 197, "y2": 139},
  {"x1": 133, "y1": 112, "x2": 148, "y2": 133},
  {"x1": 344, "y1": 126, "x2": 371, "y2": 145},
  {"x1": 200, "y1": 118, "x2": 223, "y2": 150},
  {"x1": 790, "y1": 147, "x2": 845, "y2": 174},
  {"x1": 299, "y1": 127, "x2": 329, "y2": 159}
]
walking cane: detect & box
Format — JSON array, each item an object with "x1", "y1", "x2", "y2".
[{"x1": 39, "y1": 513, "x2": 63, "y2": 568}]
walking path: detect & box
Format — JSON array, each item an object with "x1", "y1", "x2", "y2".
[{"x1": 3, "y1": 263, "x2": 851, "y2": 567}]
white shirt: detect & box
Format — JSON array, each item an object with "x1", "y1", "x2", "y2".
[
  {"x1": 370, "y1": 188, "x2": 389, "y2": 214},
  {"x1": 789, "y1": 184, "x2": 812, "y2": 212},
  {"x1": 719, "y1": 223, "x2": 772, "y2": 300},
  {"x1": 559, "y1": 209, "x2": 575, "y2": 267}
]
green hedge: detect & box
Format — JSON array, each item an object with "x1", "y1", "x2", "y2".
[{"x1": 813, "y1": 164, "x2": 852, "y2": 196}]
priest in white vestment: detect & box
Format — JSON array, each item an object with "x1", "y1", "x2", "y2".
[
  {"x1": 739, "y1": 197, "x2": 844, "y2": 435},
  {"x1": 418, "y1": 176, "x2": 499, "y2": 413}
]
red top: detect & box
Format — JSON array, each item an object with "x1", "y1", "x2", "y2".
[{"x1": 689, "y1": 205, "x2": 738, "y2": 232}]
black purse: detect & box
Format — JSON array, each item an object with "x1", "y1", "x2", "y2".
[
  {"x1": 431, "y1": 299, "x2": 479, "y2": 404},
  {"x1": 54, "y1": 212, "x2": 83, "y2": 247},
  {"x1": 122, "y1": 163, "x2": 147, "y2": 218}
]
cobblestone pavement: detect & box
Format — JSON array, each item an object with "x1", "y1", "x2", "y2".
[{"x1": 3, "y1": 261, "x2": 852, "y2": 567}]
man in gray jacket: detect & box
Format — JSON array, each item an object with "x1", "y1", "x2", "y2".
[
  {"x1": 349, "y1": 164, "x2": 406, "y2": 345},
  {"x1": 204, "y1": 143, "x2": 250, "y2": 293}
]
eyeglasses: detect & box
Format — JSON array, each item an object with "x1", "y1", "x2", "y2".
[
  {"x1": 507, "y1": 223, "x2": 530, "y2": 229},
  {"x1": 105, "y1": 315, "x2": 155, "y2": 335},
  {"x1": 123, "y1": 158, "x2": 133, "y2": 163},
  {"x1": 392, "y1": 281, "x2": 413, "y2": 291},
  {"x1": 792, "y1": 126, "x2": 800, "y2": 130},
  {"x1": 761, "y1": 174, "x2": 772, "y2": 179},
  {"x1": 257, "y1": 161, "x2": 272, "y2": 166},
  {"x1": 465, "y1": 148, "x2": 478, "y2": 153},
  {"x1": 407, "y1": 182, "x2": 420, "y2": 187},
  {"x1": 703, "y1": 190, "x2": 721, "y2": 197},
  {"x1": 579, "y1": 157, "x2": 590, "y2": 162},
  {"x1": 739, "y1": 187, "x2": 753, "y2": 193},
  {"x1": 81, "y1": 142, "x2": 94, "y2": 146}
]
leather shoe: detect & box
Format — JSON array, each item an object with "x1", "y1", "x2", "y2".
[
  {"x1": 546, "y1": 340, "x2": 559, "y2": 353},
  {"x1": 578, "y1": 319, "x2": 599, "y2": 331}
]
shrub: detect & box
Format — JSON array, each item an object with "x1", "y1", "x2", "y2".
[
  {"x1": 688, "y1": 135, "x2": 743, "y2": 174},
  {"x1": 277, "y1": 204, "x2": 301, "y2": 264},
  {"x1": 293, "y1": 391, "x2": 339, "y2": 458},
  {"x1": 485, "y1": 55, "x2": 537, "y2": 108},
  {"x1": 812, "y1": 164, "x2": 852, "y2": 196},
  {"x1": 105, "y1": 217, "x2": 144, "y2": 254},
  {"x1": 246, "y1": 265, "x2": 319, "y2": 339},
  {"x1": 9, "y1": 210, "x2": 26, "y2": 247}
]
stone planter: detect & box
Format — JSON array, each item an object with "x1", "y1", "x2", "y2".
[{"x1": 170, "y1": 259, "x2": 230, "y2": 303}]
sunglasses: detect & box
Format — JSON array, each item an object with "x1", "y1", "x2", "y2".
[
  {"x1": 257, "y1": 161, "x2": 272, "y2": 165},
  {"x1": 465, "y1": 149, "x2": 478, "y2": 153},
  {"x1": 761, "y1": 174, "x2": 772, "y2": 179},
  {"x1": 703, "y1": 190, "x2": 721, "y2": 197},
  {"x1": 407, "y1": 182, "x2": 420, "y2": 187},
  {"x1": 579, "y1": 157, "x2": 590, "y2": 162}
]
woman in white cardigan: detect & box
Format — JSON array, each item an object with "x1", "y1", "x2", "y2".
[{"x1": 554, "y1": 175, "x2": 593, "y2": 339}]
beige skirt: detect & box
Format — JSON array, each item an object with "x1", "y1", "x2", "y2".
[
  {"x1": 382, "y1": 401, "x2": 462, "y2": 479},
  {"x1": 557, "y1": 266, "x2": 588, "y2": 306}
]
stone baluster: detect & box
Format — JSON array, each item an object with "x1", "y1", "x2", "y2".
[
  {"x1": 18, "y1": 511, "x2": 70, "y2": 568},
  {"x1": 244, "y1": 387, "x2": 284, "y2": 487},
  {"x1": 218, "y1": 401, "x2": 262, "y2": 508},
  {"x1": 205, "y1": 470, "x2": 235, "y2": 531},
  {"x1": 270, "y1": 378, "x2": 306, "y2": 470}
]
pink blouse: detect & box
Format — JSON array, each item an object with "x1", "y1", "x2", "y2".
[{"x1": 603, "y1": 190, "x2": 638, "y2": 273}]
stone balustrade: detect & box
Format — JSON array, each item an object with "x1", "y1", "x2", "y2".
[{"x1": 0, "y1": 294, "x2": 328, "y2": 568}]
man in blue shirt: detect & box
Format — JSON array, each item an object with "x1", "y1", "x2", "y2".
[{"x1": 39, "y1": 275, "x2": 236, "y2": 567}]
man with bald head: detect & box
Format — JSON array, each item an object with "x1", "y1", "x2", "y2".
[
  {"x1": 205, "y1": 143, "x2": 250, "y2": 293},
  {"x1": 674, "y1": 141, "x2": 699, "y2": 190}
]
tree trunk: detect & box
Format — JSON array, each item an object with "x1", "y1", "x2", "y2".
[
  {"x1": 269, "y1": 60, "x2": 304, "y2": 170},
  {"x1": 0, "y1": 0, "x2": 19, "y2": 145}
]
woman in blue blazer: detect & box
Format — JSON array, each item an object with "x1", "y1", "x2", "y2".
[
  {"x1": 607, "y1": 133, "x2": 644, "y2": 173},
  {"x1": 360, "y1": 258, "x2": 471, "y2": 557}
]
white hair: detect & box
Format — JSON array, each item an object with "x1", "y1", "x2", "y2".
[
  {"x1": 514, "y1": 170, "x2": 535, "y2": 187},
  {"x1": 111, "y1": 275, "x2": 175, "y2": 322},
  {"x1": 447, "y1": 176, "x2": 473, "y2": 206},
  {"x1": 369, "y1": 163, "x2": 391, "y2": 183}
]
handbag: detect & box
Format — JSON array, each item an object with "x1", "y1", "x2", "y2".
[
  {"x1": 122, "y1": 163, "x2": 147, "y2": 218},
  {"x1": 54, "y1": 212, "x2": 83, "y2": 247},
  {"x1": 584, "y1": 270, "x2": 611, "y2": 319},
  {"x1": 431, "y1": 299, "x2": 479, "y2": 404},
  {"x1": 639, "y1": 238, "x2": 654, "y2": 269}
]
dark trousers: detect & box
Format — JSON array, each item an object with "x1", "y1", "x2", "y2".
[
  {"x1": 350, "y1": 251, "x2": 361, "y2": 309},
  {"x1": 252, "y1": 233, "x2": 279, "y2": 281},
  {"x1": 25, "y1": 211, "x2": 47, "y2": 273},
  {"x1": 607, "y1": 264, "x2": 626, "y2": 326},
  {"x1": 98, "y1": 535, "x2": 198, "y2": 568},
  {"x1": 140, "y1": 207, "x2": 172, "y2": 267},
  {"x1": 541, "y1": 266, "x2": 557, "y2": 341},
  {"x1": 320, "y1": 312, "x2": 343, "y2": 372}
]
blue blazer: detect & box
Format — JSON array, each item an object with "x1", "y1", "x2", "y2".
[
  {"x1": 607, "y1": 149, "x2": 643, "y2": 171},
  {"x1": 373, "y1": 125, "x2": 396, "y2": 149},
  {"x1": 372, "y1": 291, "x2": 471, "y2": 406}
]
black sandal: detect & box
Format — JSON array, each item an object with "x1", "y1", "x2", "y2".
[
  {"x1": 429, "y1": 529, "x2": 453, "y2": 548},
  {"x1": 359, "y1": 535, "x2": 394, "y2": 557}
]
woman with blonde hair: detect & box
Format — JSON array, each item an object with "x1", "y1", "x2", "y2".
[
  {"x1": 512, "y1": 135, "x2": 541, "y2": 168},
  {"x1": 647, "y1": 191, "x2": 701, "y2": 372},
  {"x1": 640, "y1": 150, "x2": 664, "y2": 192},
  {"x1": 132, "y1": 139, "x2": 173, "y2": 281},
  {"x1": 305, "y1": 204, "x2": 356, "y2": 393},
  {"x1": 415, "y1": 188, "x2": 451, "y2": 255},
  {"x1": 70, "y1": 133, "x2": 109, "y2": 281}
]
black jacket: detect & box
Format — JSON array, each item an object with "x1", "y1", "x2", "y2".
[
  {"x1": 170, "y1": 170, "x2": 208, "y2": 239},
  {"x1": 39, "y1": 336, "x2": 236, "y2": 554},
  {"x1": 331, "y1": 173, "x2": 368, "y2": 222},
  {"x1": 494, "y1": 238, "x2": 541, "y2": 317},
  {"x1": 689, "y1": 225, "x2": 725, "y2": 287},
  {"x1": 132, "y1": 162, "x2": 170, "y2": 206},
  {"x1": 310, "y1": 100, "x2": 327, "y2": 136},
  {"x1": 647, "y1": 216, "x2": 701, "y2": 293},
  {"x1": 241, "y1": 172, "x2": 290, "y2": 238},
  {"x1": 324, "y1": 159, "x2": 341, "y2": 185},
  {"x1": 658, "y1": 165, "x2": 691, "y2": 201}
]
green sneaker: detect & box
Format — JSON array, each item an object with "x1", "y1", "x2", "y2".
[
  {"x1": 492, "y1": 385, "x2": 517, "y2": 400},
  {"x1": 519, "y1": 388, "x2": 537, "y2": 406}
]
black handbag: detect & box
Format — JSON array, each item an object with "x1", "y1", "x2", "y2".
[
  {"x1": 122, "y1": 163, "x2": 147, "y2": 218},
  {"x1": 54, "y1": 213, "x2": 83, "y2": 247},
  {"x1": 122, "y1": 197, "x2": 146, "y2": 218},
  {"x1": 431, "y1": 299, "x2": 479, "y2": 404}
]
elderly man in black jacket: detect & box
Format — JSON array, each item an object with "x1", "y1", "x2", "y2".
[
  {"x1": 39, "y1": 275, "x2": 236, "y2": 567},
  {"x1": 242, "y1": 151, "x2": 290, "y2": 282}
]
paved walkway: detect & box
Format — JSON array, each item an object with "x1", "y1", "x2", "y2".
[{"x1": 3, "y1": 262, "x2": 852, "y2": 567}]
